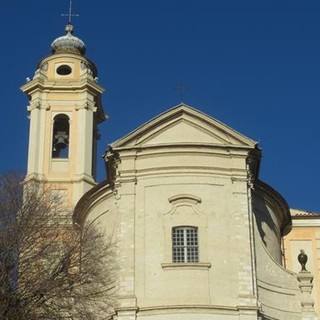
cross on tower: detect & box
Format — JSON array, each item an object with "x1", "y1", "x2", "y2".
[{"x1": 61, "y1": 0, "x2": 79, "y2": 24}]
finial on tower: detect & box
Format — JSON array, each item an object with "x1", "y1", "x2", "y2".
[
  {"x1": 65, "y1": 23, "x2": 74, "y2": 35},
  {"x1": 51, "y1": 0, "x2": 85, "y2": 55},
  {"x1": 61, "y1": 0, "x2": 79, "y2": 24}
]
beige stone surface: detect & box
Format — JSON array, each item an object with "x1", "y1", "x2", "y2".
[{"x1": 74, "y1": 105, "x2": 311, "y2": 319}]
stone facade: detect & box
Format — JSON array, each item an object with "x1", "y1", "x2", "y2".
[
  {"x1": 74, "y1": 105, "x2": 318, "y2": 320},
  {"x1": 22, "y1": 23, "x2": 319, "y2": 320}
]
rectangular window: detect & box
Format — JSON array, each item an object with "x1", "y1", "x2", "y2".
[{"x1": 172, "y1": 227, "x2": 198, "y2": 263}]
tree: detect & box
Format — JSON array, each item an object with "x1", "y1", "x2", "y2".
[{"x1": 0, "y1": 173, "x2": 115, "y2": 319}]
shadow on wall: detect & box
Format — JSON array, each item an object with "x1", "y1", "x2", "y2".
[{"x1": 252, "y1": 190, "x2": 282, "y2": 264}]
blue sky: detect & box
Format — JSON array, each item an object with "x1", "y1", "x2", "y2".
[{"x1": 1, "y1": 1, "x2": 320, "y2": 212}]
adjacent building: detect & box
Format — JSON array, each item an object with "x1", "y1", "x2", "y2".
[{"x1": 284, "y1": 209, "x2": 320, "y2": 316}]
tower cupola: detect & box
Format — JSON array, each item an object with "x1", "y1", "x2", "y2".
[{"x1": 51, "y1": 23, "x2": 86, "y2": 55}]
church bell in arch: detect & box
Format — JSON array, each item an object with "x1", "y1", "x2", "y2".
[{"x1": 52, "y1": 115, "x2": 69, "y2": 158}]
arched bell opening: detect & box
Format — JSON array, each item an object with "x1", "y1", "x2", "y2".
[{"x1": 52, "y1": 114, "x2": 70, "y2": 158}]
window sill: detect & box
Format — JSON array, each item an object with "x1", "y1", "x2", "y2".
[
  {"x1": 51, "y1": 158, "x2": 69, "y2": 161},
  {"x1": 161, "y1": 262, "x2": 211, "y2": 270}
]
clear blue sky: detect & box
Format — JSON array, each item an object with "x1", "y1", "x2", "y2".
[{"x1": 1, "y1": 1, "x2": 320, "y2": 212}]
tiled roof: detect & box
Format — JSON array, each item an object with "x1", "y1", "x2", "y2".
[{"x1": 290, "y1": 208, "x2": 320, "y2": 219}]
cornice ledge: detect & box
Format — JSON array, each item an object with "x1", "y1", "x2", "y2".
[
  {"x1": 115, "y1": 306, "x2": 139, "y2": 313},
  {"x1": 254, "y1": 179, "x2": 292, "y2": 236},
  {"x1": 73, "y1": 179, "x2": 111, "y2": 226},
  {"x1": 161, "y1": 262, "x2": 211, "y2": 269},
  {"x1": 138, "y1": 304, "x2": 240, "y2": 313},
  {"x1": 20, "y1": 77, "x2": 47, "y2": 93}
]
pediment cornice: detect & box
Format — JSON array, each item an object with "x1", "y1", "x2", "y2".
[{"x1": 111, "y1": 104, "x2": 258, "y2": 151}]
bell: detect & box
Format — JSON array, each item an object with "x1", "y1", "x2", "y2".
[{"x1": 56, "y1": 136, "x2": 67, "y2": 149}]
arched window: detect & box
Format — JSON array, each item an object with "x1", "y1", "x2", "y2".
[
  {"x1": 52, "y1": 114, "x2": 69, "y2": 158},
  {"x1": 172, "y1": 226, "x2": 198, "y2": 263}
]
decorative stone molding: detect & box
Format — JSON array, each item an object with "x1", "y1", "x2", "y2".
[
  {"x1": 27, "y1": 101, "x2": 50, "y2": 111},
  {"x1": 40, "y1": 62, "x2": 48, "y2": 71},
  {"x1": 168, "y1": 193, "x2": 201, "y2": 204},
  {"x1": 298, "y1": 272, "x2": 317, "y2": 315},
  {"x1": 75, "y1": 102, "x2": 97, "y2": 112},
  {"x1": 165, "y1": 194, "x2": 204, "y2": 217}
]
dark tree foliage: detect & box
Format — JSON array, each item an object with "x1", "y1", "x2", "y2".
[{"x1": 0, "y1": 173, "x2": 115, "y2": 319}]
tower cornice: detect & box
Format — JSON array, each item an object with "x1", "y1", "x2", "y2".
[{"x1": 21, "y1": 78, "x2": 105, "y2": 95}]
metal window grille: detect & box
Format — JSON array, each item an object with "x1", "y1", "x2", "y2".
[{"x1": 172, "y1": 227, "x2": 198, "y2": 263}]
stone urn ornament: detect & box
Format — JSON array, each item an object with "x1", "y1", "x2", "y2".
[{"x1": 298, "y1": 249, "x2": 308, "y2": 271}]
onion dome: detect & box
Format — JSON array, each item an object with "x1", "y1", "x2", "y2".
[{"x1": 51, "y1": 23, "x2": 86, "y2": 55}]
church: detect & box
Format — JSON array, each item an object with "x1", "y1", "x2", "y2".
[{"x1": 20, "y1": 21, "x2": 319, "y2": 320}]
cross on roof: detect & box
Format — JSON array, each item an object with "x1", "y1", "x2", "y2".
[
  {"x1": 61, "y1": 0, "x2": 79, "y2": 24},
  {"x1": 174, "y1": 83, "x2": 187, "y2": 103}
]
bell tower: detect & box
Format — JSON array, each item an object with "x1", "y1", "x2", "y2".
[{"x1": 21, "y1": 23, "x2": 106, "y2": 208}]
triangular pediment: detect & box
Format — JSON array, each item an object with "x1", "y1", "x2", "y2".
[{"x1": 111, "y1": 104, "x2": 257, "y2": 149}]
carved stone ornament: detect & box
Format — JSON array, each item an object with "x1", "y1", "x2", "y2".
[
  {"x1": 298, "y1": 249, "x2": 308, "y2": 271},
  {"x1": 41, "y1": 62, "x2": 48, "y2": 71}
]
